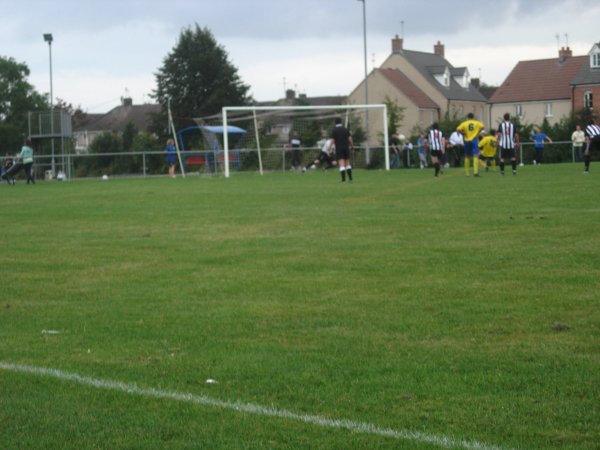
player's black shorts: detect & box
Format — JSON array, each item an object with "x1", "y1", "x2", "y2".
[
  {"x1": 336, "y1": 147, "x2": 350, "y2": 160},
  {"x1": 588, "y1": 136, "x2": 600, "y2": 152},
  {"x1": 430, "y1": 150, "x2": 442, "y2": 158},
  {"x1": 318, "y1": 152, "x2": 333, "y2": 164},
  {"x1": 499, "y1": 147, "x2": 516, "y2": 159}
]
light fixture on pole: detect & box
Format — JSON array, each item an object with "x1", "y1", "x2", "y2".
[
  {"x1": 357, "y1": 0, "x2": 370, "y2": 164},
  {"x1": 43, "y1": 33, "x2": 55, "y2": 176}
]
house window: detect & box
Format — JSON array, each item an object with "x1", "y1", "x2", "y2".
[
  {"x1": 584, "y1": 91, "x2": 593, "y2": 109},
  {"x1": 514, "y1": 104, "x2": 523, "y2": 118},
  {"x1": 591, "y1": 52, "x2": 600, "y2": 68},
  {"x1": 544, "y1": 102, "x2": 553, "y2": 117}
]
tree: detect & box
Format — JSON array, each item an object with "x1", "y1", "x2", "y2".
[
  {"x1": 152, "y1": 24, "x2": 252, "y2": 134},
  {"x1": 383, "y1": 96, "x2": 405, "y2": 140},
  {"x1": 0, "y1": 56, "x2": 47, "y2": 151}
]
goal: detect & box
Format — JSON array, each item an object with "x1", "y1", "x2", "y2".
[{"x1": 212, "y1": 104, "x2": 389, "y2": 177}]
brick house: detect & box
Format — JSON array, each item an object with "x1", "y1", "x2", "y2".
[
  {"x1": 571, "y1": 42, "x2": 600, "y2": 113},
  {"x1": 489, "y1": 47, "x2": 587, "y2": 127},
  {"x1": 347, "y1": 36, "x2": 489, "y2": 140}
]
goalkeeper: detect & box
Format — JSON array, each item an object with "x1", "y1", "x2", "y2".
[
  {"x1": 478, "y1": 129, "x2": 497, "y2": 172},
  {"x1": 302, "y1": 138, "x2": 337, "y2": 171}
]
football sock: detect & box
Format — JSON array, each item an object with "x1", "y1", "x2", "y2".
[
  {"x1": 340, "y1": 166, "x2": 346, "y2": 181},
  {"x1": 464, "y1": 157, "x2": 470, "y2": 175},
  {"x1": 473, "y1": 157, "x2": 479, "y2": 175},
  {"x1": 500, "y1": 161, "x2": 505, "y2": 172},
  {"x1": 584, "y1": 155, "x2": 590, "y2": 171},
  {"x1": 511, "y1": 160, "x2": 517, "y2": 172},
  {"x1": 434, "y1": 162, "x2": 440, "y2": 176},
  {"x1": 346, "y1": 166, "x2": 353, "y2": 181}
]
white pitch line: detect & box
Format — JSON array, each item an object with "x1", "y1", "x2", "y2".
[{"x1": 0, "y1": 362, "x2": 515, "y2": 450}]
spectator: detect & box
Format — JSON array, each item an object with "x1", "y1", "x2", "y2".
[
  {"x1": 20, "y1": 138, "x2": 35, "y2": 184},
  {"x1": 571, "y1": 125, "x2": 585, "y2": 162},
  {"x1": 165, "y1": 138, "x2": 177, "y2": 177},
  {"x1": 288, "y1": 131, "x2": 303, "y2": 172}
]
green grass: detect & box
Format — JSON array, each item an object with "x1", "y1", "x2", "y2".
[{"x1": 1, "y1": 164, "x2": 599, "y2": 450}]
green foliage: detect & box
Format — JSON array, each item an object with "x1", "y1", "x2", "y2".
[
  {"x1": 347, "y1": 114, "x2": 365, "y2": 146},
  {"x1": 76, "y1": 132, "x2": 122, "y2": 176},
  {"x1": 437, "y1": 111, "x2": 462, "y2": 139},
  {"x1": 152, "y1": 24, "x2": 253, "y2": 136},
  {"x1": 383, "y1": 96, "x2": 405, "y2": 138},
  {"x1": 121, "y1": 122, "x2": 137, "y2": 152},
  {"x1": 0, "y1": 56, "x2": 47, "y2": 152}
]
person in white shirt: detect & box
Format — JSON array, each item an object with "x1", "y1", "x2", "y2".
[
  {"x1": 302, "y1": 138, "x2": 337, "y2": 171},
  {"x1": 447, "y1": 130, "x2": 464, "y2": 168},
  {"x1": 571, "y1": 125, "x2": 585, "y2": 162}
]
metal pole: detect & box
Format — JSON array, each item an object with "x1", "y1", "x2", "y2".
[
  {"x1": 44, "y1": 33, "x2": 55, "y2": 177},
  {"x1": 358, "y1": 0, "x2": 370, "y2": 165}
]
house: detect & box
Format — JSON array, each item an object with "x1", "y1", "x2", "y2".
[
  {"x1": 570, "y1": 42, "x2": 600, "y2": 113},
  {"x1": 257, "y1": 89, "x2": 346, "y2": 144},
  {"x1": 73, "y1": 97, "x2": 161, "y2": 152},
  {"x1": 347, "y1": 36, "x2": 489, "y2": 141},
  {"x1": 489, "y1": 47, "x2": 587, "y2": 127}
]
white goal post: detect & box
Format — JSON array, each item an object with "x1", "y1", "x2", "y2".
[{"x1": 221, "y1": 104, "x2": 389, "y2": 178}]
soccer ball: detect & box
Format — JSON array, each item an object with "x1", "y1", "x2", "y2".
[{"x1": 398, "y1": 134, "x2": 406, "y2": 142}]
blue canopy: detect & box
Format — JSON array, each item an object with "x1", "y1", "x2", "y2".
[
  {"x1": 176, "y1": 124, "x2": 247, "y2": 152},
  {"x1": 201, "y1": 125, "x2": 246, "y2": 134}
]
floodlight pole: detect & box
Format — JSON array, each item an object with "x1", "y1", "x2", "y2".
[
  {"x1": 43, "y1": 33, "x2": 55, "y2": 176},
  {"x1": 357, "y1": 0, "x2": 370, "y2": 165}
]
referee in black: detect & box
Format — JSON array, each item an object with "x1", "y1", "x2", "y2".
[
  {"x1": 331, "y1": 117, "x2": 353, "y2": 182},
  {"x1": 584, "y1": 119, "x2": 600, "y2": 174}
]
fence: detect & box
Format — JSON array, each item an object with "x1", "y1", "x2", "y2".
[{"x1": 0, "y1": 141, "x2": 594, "y2": 181}]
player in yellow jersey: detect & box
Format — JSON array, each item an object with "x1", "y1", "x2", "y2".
[
  {"x1": 456, "y1": 113, "x2": 485, "y2": 176},
  {"x1": 478, "y1": 129, "x2": 497, "y2": 172}
]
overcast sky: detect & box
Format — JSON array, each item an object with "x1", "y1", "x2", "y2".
[{"x1": 2, "y1": 0, "x2": 599, "y2": 113}]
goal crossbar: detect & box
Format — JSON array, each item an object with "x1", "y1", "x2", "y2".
[{"x1": 222, "y1": 104, "x2": 389, "y2": 177}]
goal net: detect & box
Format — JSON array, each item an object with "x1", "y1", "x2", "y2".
[{"x1": 180, "y1": 104, "x2": 389, "y2": 177}]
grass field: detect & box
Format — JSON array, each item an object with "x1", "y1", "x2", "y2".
[{"x1": 1, "y1": 164, "x2": 599, "y2": 450}]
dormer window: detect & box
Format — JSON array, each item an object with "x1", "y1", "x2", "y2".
[{"x1": 436, "y1": 67, "x2": 450, "y2": 87}]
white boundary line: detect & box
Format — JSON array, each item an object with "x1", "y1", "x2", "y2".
[{"x1": 0, "y1": 362, "x2": 515, "y2": 450}]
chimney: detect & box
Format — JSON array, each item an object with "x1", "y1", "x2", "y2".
[
  {"x1": 558, "y1": 46, "x2": 572, "y2": 61},
  {"x1": 285, "y1": 89, "x2": 296, "y2": 100},
  {"x1": 392, "y1": 34, "x2": 403, "y2": 53},
  {"x1": 434, "y1": 41, "x2": 445, "y2": 57},
  {"x1": 121, "y1": 97, "x2": 133, "y2": 107}
]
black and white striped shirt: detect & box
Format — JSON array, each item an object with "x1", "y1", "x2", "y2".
[
  {"x1": 428, "y1": 129, "x2": 443, "y2": 151},
  {"x1": 585, "y1": 123, "x2": 600, "y2": 139},
  {"x1": 497, "y1": 121, "x2": 516, "y2": 148}
]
